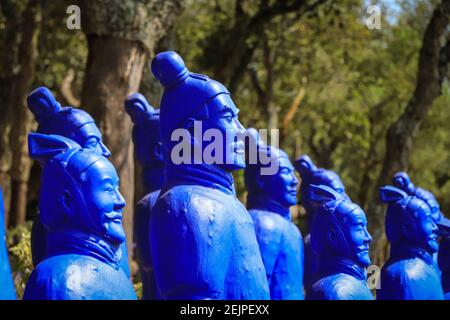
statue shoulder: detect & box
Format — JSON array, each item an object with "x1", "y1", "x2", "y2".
[
  {"x1": 24, "y1": 255, "x2": 96, "y2": 300},
  {"x1": 308, "y1": 274, "x2": 372, "y2": 300},
  {"x1": 379, "y1": 258, "x2": 444, "y2": 300}
]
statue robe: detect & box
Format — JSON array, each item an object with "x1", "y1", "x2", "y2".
[{"x1": 150, "y1": 164, "x2": 270, "y2": 300}]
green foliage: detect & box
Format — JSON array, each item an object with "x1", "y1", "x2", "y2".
[{"x1": 6, "y1": 221, "x2": 33, "y2": 299}]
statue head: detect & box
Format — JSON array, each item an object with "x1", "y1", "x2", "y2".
[
  {"x1": 308, "y1": 184, "x2": 372, "y2": 267},
  {"x1": 29, "y1": 133, "x2": 126, "y2": 246},
  {"x1": 124, "y1": 93, "x2": 163, "y2": 168},
  {"x1": 295, "y1": 155, "x2": 346, "y2": 195},
  {"x1": 244, "y1": 128, "x2": 298, "y2": 209},
  {"x1": 151, "y1": 51, "x2": 246, "y2": 171},
  {"x1": 380, "y1": 185, "x2": 439, "y2": 253},
  {"x1": 27, "y1": 86, "x2": 111, "y2": 157},
  {"x1": 393, "y1": 171, "x2": 444, "y2": 225}
]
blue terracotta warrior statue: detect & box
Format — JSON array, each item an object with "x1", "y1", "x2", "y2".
[
  {"x1": 393, "y1": 171, "x2": 450, "y2": 296},
  {"x1": 295, "y1": 155, "x2": 349, "y2": 291},
  {"x1": 393, "y1": 172, "x2": 448, "y2": 227},
  {"x1": 125, "y1": 93, "x2": 164, "y2": 300},
  {"x1": 23, "y1": 133, "x2": 137, "y2": 300},
  {"x1": 0, "y1": 187, "x2": 16, "y2": 300},
  {"x1": 439, "y1": 236, "x2": 450, "y2": 299},
  {"x1": 244, "y1": 128, "x2": 304, "y2": 300},
  {"x1": 27, "y1": 87, "x2": 130, "y2": 278},
  {"x1": 306, "y1": 185, "x2": 373, "y2": 300},
  {"x1": 149, "y1": 51, "x2": 270, "y2": 299},
  {"x1": 377, "y1": 186, "x2": 444, "y2": 300}
]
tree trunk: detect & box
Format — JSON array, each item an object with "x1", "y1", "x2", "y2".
[
  {"x1": 0, "y1": 0, "x2": 23, "y2": 225},
  {"x1": 81, "y1": 36, "x2": 146, "y2": 268},
  {"x1": 79, "y1": 0, "x2": 185, "y2": 269},
  {"x1": 367, "y1": 0, "x2": 450, "y2": 266},
  {"x1": 8, "y1": 0, "x2": 42, "y2": 227}
]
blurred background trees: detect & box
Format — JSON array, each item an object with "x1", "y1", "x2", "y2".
[{"x1": 1, "y1": 0, "x2": 449, "y2": 293}]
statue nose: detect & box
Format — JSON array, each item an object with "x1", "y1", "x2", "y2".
[{"x1": 114, "y1": 189, "x2": 126, "y2": 210}]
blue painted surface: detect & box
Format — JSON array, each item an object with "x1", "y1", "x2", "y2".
[
  {"x1": 125, "y1": 93, "x2": 164, "y2": 300},
  {"x1": 27, "y1": 86, "x2": 130, "y2": 278},
  {"x1": 377, "y1": 186, "x2": 444, "y2": 300},
  {"x1": 149, "y1": 51, "x2": 269, "y2": 299},
  {"x1": 0, "y1": 187, "x2": 16, "y2": 300},
  {"x1": 393, "y1": 171, "x2": 450, "y2": 297},
  {"x1": 305, "y1": 185, "x2": 373, "y2": 300},
  {"x1": 438, "y1": 237, "x2": 450, "y2": 299},
  {"x1": 23, "y1": 133, "x2": 136, "y2": 300},
  {"x1": 294, "y1": 155, "x2": 349, "y2": 292},
  {"x1": 245, "y1": 128, "x2": 304, "y2": 299}
]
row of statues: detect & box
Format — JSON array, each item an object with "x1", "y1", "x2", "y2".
[{"x1": 0, "y1": 51, "x2": 449, "y2": 300}]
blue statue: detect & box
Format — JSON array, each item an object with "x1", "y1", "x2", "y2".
[
  {"x1": 393, "y1": 172, "x2": 448, "y2": 227},
  {"x1": 244, "y1": 128, "x2": 304, "y2": 300},
  {"x1": 149, "y1": 51, "x2": 270, "y2": 299},
  {"x1": 377, "y1": 185, "x2": 444, "y2": 300},
  {"x1": 27, "y1": 86, "x2": 130, "y2": 278},
  {"x1": 0, "y1": 187, "x2": 16, "y2": 300},
  {"x1": 393, "y1": 171, "x2": 450, "y2": 296},
  {"x1": 305, "y1": 185, "x2": 373, "y2": 300},
  {"x1": 295, "y1": 155, "x2": 349, "y2": 292},
  {"x1": 124, "y1": 93, "x2": 164, "y2": 300},
  {"x1": 439, "y1": 236, "x2": 450, "y2": 299},
  {"x1": 23, "y1": 133, "x2": 137, "y2": 300}
]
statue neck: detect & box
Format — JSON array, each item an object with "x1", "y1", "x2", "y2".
[
  {"x1": 247, "y1": 193, "x2": 291, "y2": 221},
  {"x1": 142, "y1": 166, "x2": 165, "y2": 194},
  {"x1": 389, "y1": 242, "x2": 436, "y2": 268},
  {"x1": 46, "y1": 230, "x2": 122, "y2": 268},
  {"x1": 165, "y1": 162, "x2": 235, "y2": 195},
  {"x1": 319, "y1": 254, "x2": 366, "y2": 282}
]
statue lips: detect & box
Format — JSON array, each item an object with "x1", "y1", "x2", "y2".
[
  {"x1": 104, "y1": 211, "x2": 123, "y2": 224},
  {"x1": 235, "y1": 143, "x2": 245, "y2": 155}
]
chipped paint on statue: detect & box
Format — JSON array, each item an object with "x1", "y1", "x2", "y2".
[
  {"x1": 125, "y1": 93, "x2": 164, "y2": 300},
  {"x1": 295, "y1": 155, "x2": 349, "y2": 292},
  {"x1": 23, "y1": 133, "x2": 136, "y2": 300},
  {"x1": 27, "y1": 87, "x2": 130, "y2": 278},
  {"x1": 377, "y1": 185, "x2": 444, "y2": 300},
  {"x1": 149, "y1": 51, "x2": 269, "y2": 299},
  {"x1": 0, "y1": 187, "x2": 16, "y2": 300},
  {"x1": 244, "y1": 128, "x2": 304, "y2": 300},
  {"x1": 306, "y1": 185, "x2": 373, "y2": 300}
]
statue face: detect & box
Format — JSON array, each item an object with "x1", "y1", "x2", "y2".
[
  {"x1": 81, "y1": 158, "x2": 126, "y2": 245},
  {"x1": 341, "y1": 207, "x2": 372, "y2": 267},
  {"x1": 407, "y1": 203, "x2": 439, "y2": 253},
  {"x1": 203, "y1": 94, "x2": 246, "y2": 170},
  {"x1": 76, "y1": 123, "x2": 111, "y2": 157},
  {"x1": 261, "y1": 156, "x2": 298, "y2": 207}
]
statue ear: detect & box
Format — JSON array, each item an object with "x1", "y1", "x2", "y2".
[
  {"x1": 294, "y1": 154, "x2": 316, "y2": 177},
  {"x1": 153, "y1": 142, "x2": 163, "y2": 161},
  {"x1": 308, "y1": 184, "x2": 341, "y2": 205},
  {"x1": 28, "y1": 133, "x2": 81, "y2": 164},
  {"x1": 379, "y1": 186, "x2": 407, "y2": 204},
  {"x1": 124, "y1": 92, "x2": 155, "y2": 124},
  {"x1": 61, "y1": 189, "x2": 72, "y2": 212},
  {"x1": 27, "y1": 87, "x2": 61, "y2": 123}
]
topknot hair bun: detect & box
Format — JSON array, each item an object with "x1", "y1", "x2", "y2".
[
  {"x1": 124, "y1": 92, "x2": 155, "y2": 125},
  {"x1": 151, "y1": 51, "x2": 189, "y2": 88},
  {"x1": 27, "y1": 87, "x2": 62, "y2": 123}
]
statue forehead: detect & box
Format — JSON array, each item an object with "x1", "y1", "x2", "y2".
[
  {"x1": 77, "y1": 122, "x2": 102, "y2": 139},
  {"x1": 208, "y1": 93, "x2": 238, "y2": 113},
  {"x1": 81, "y1": 157, "x2": 118, "y2": 183}
]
